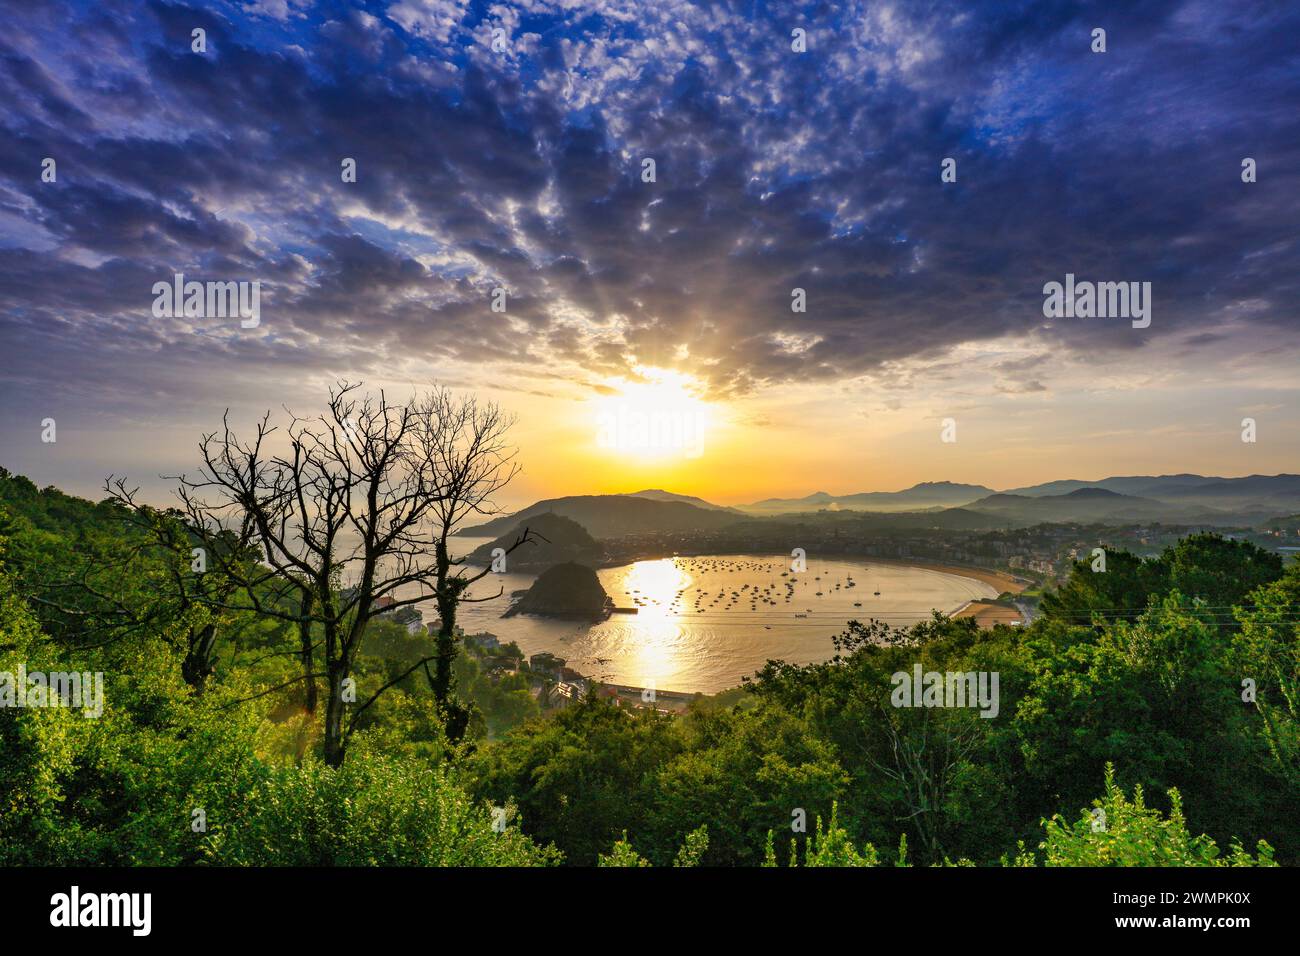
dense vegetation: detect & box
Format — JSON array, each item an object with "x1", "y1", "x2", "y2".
[{"x1": 0, "y1": 468, "x2": 1294, "y2": 866}]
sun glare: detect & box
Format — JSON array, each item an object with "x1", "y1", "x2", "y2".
[{"x1": 593, "y1": 367, "x2": 713, "y2": 461}]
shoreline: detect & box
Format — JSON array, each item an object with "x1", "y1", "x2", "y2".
[
  {"x1": 455, "y1": 534, "x2": 1030, "y2": 599},
  {"x1": 606, "y1": 549, "x2": 1029, "y2": 597},
  {"x1": 952, "y1": 599, "x2": 1025, "y2": 627},
  {"x1": 852, "y1": 557, "x2": 1028, "y2": 596},
  {"x1": 513, "y1": 553, "x2": 1029, "y2": 702}
]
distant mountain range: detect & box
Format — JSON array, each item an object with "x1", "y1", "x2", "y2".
[
  {"x1": 1004, "y1": 474, "x2": 1300, "y2": 508},
  {"x1": 743, "y1": 481, "x2": 995, "y2": 514},
  {"x1": 744, "y1": 475, "x2": 1300, "y2": 516},
  {"x1": 974, "y1": 475, "x2": 1300, "y2": 524},
  {"x1": 461, "y1": 475, "x2": 1300, "y2": 540}
]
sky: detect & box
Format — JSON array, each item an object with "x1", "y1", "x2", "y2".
[{"x1": 0, "y1": 0, "x2": 1297, "y2": 509}]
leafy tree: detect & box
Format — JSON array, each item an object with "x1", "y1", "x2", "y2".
[
  {"x1": 1016, "y1": 590, "x2": 1286, "y2": 859},
  {"x1": 747, "y1": 616, "x2": 1028, "y2": 865},
  {"x1": 1162, "y1": 533, "x2": 1282, "y2": 609},
  {"x1": 673, "y1": 826, "x2": 709, "y2": 866},
  {"x1": 1038, "y1": 765, "x2": 1276, "y2": 867},
  {"x1": 1039, "y1": 534, "x2": 1282, "y2": 626},
  {"x1": 1232, "y1": 563, "x2": 1300, "y2": 787},
  {"x1": 1039, "y1": 547, "x2": 1160, "y2": 623},
  {"x1": 469, "y1": 695, "x2": 681, "y2": 865},
  {"x1": 645, "y1": 703, "x2": 846, "y2": 865},
  {"x1": 598, "y1": 832, "x2": 651, "y2": 867}
]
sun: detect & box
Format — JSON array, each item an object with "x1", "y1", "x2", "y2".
[{"x1": 592, "y1": 367, "x2": 713, "y2": 461}]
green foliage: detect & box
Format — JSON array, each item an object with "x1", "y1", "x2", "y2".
[
  {"x1": 673, "y1": 825, "x2": 709, "y2": 867},
  {"x1": 1231, "y1": 563, "x2": 1300, "y2": 787},
  {"x1": 467, "y1": 695, "x2": 681, "y2": 865},
  {"x1": 1038, "y1": 547, "x2": 1161, "y2": 622},
  {"x1": 746, "y1": 615, "x2": 1029, "y2": 865},
  {"x1": 0, "y1": 478, "x2": 560, "y2": 866},
  {"x1": 645, "y1": 703, "x2": 847, "y2": 865},
  {"x1": 452, "y1": 647, "x2": 539, "y2": 737},
  {"x1": 1038, "y1": 764, "x2": 1276, "y2": 867},
  {"x1": 1016, "y1": 590, "x2": 1285, "y2": 859},
  {"x1": 1039, "y1": 533, "x2": 1283, "y2": 624},
  {"x1": 598, "y1": 831, "x2": 651, "y2": 867},
  {"x1": 203, "y1": 750, "x2": 559, "y2": 866},
  {"x1": 801, "y1": 802, "x2": 879, "y2": 866},
  {"x1": 591, "y1": 768, "x2": 1277, "y2": 868},
  {"x1": 1162, "y1": 533, "x2": 1283, "y2": 609},
  {"x1": 2, "y1": 472, "x2": 1297, "y2": 868}
]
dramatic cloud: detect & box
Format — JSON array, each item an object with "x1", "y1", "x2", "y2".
[{"x1": 1, "y1": 0, "x2": 1297, "y2": 492}]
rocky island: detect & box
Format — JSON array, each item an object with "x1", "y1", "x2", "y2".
[{"x1": 503, "y1": 562, "x2": 613, "y2": 621}]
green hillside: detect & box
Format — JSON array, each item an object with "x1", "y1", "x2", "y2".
[
  {"x1": 0, "y1": 469, "x2": 1296, "y2": 869},
  {"x1": 467, "y1": 512, "x2": 603, "y2": 571}
]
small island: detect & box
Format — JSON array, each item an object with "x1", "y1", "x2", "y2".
[{"x1": 503, "y1": 562, "x2": 614, "y2": 620}]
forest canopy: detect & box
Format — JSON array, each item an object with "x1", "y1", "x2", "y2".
[{"x1": 0, "y1": 453, "x2": 1295, "y2": 867}]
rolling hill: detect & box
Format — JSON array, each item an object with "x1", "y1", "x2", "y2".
[
  {"x1": 742, "y1": 481, "x2": 995, "y2": 514},
  {"x1": 460, "y1": 494, "x2": 743, "y2": 539},
  {"x1": 624, "y1": 489, "x2": 740, "y2": 512},
  {"x1": 742, "y1": 475, "x2": 1300, "y2": 524},
  {"x1": 465, "y1": 513, "x2": 604, "y2": 571},
  {"x1": 1002, "y1": 474, "x2": 1220, "y2": 497},
  {"x1": 963, "y1": 487, "x2": 1229, "y2": 524},
  {"x1": 463, "y1": 475, "x2": 1300, "y2": 540},
  {"x1": 1004, "y1": 473, "x2": 1300, "y2": 512}
]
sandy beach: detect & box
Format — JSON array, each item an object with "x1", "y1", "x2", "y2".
[
  {"x1": 857, "y1": 557, "x2": 1028, "y2": 595},
  {"x1": 952, "y1": 600, "x2": 1025, "y2": 626}
]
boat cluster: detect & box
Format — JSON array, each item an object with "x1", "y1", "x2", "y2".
[{"x1": 622, "y1": 557, "x2": 883, "y2": 617}]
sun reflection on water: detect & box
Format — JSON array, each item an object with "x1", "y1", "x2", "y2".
[
  {"x1": 621, "y1": 558, "x2": 691, "y2": 619},
  {"x1": 615, "y1": 558, "x2": 692, "y2": 689}
]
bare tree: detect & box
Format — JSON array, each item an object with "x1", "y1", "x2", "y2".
[
  {"x1": 413, "y1": 387, "x2": 531, "y2": 739},
  {"x1": 156, "y1": 382, "x2": 530, "y2": 765}
]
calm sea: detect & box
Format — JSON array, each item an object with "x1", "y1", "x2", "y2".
[{"x1": 397, "y1": 538, "x2": 994, "y2": 695}]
